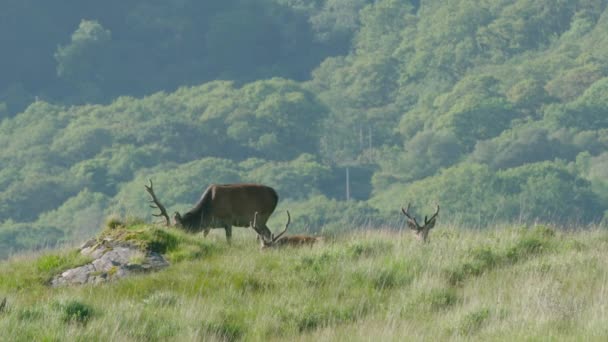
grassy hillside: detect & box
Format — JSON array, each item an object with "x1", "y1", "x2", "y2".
[{"x1": 1, "y1": 222, "x2": 606, "y2": 341}]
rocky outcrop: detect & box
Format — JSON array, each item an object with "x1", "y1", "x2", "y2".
[{"x1": 51, "y1": 237, "x2": 169, "y2": 287}]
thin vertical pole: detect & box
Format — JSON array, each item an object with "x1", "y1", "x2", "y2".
[{"x1": 346, "y1": 167, "x2": 350, "y2": 201}]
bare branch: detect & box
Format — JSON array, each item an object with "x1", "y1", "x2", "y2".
[{"x1": 144, "y1": 179, "x2": 170, "y2": 226}]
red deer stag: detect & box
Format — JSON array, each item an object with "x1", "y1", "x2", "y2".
[
  {"x1": 250, "y1": 211, "x2": 321, "y2": 249},
  {"x1": 401, "y1": 203, "x2": 439, "y2": 242},
  {"x1": 145, "y1": 180, "x2": 277, "y2": 243}
]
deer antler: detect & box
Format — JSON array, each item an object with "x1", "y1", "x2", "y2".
[
  {"x1": 144, "y1": 179, "x2": 170, "y2": 226},
  {"x1": 401, "y1": 203, "x2": 421, "y2": 230},
  {"x1": 272, "y1": 210, "x2": 291, "y2": 243},
  {"x1": 401, "y1": 203, "x2": 440, "y2": 242},
  {"x1": 425, "y1": 204, "x2": 440, "y2": 225}
]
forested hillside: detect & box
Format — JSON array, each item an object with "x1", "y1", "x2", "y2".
[{"x1": 2, "y1": 0, "x2": 608, "y2": 258}]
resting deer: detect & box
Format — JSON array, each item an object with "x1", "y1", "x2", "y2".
[
  {"x1": 401, "y1": 204, "x2": 439, "y2": 242},
  {"x1": 250, "y1": 211, "x2": 321, "y2": 249}
]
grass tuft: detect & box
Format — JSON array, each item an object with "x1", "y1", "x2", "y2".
[
  {"x1": 457, "y1": 308, "x2": 491, "y2": 336},
  {"x1": 56, "y1": 300, "x2": 95, "y2": 325},
  {"x1": 143, "y1": 291, "x2": 178, "y2": 307},
  {"x1": 346, "y1": 239, "x2": 393, "y2": 258},
  {"x1": 203, "y1": 312, "x2": 246, "y2": 342},
  {"x1": 105, "y1": 215, "x2": 124, "y2": 229}
]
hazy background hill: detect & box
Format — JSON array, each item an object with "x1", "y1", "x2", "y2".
[{"x1": 2, "y1": 0, "x2": 608, "y2": 258}]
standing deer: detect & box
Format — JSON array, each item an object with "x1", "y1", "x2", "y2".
[
  {"x1": 250, "y1": 211, "x2": 321, "y2": 249},
  {"x1": 145, "y1": 179, "x2": 277, "y2": 243},
  {"x1": 401, "y1": 204, "x2": 440, "y2": 242}
]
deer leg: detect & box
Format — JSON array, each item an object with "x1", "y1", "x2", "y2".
[
  {"x1": 203, "y1": 227, "x2": 211, "y2": 237},
  {"x1": 225, "y1": 225, "x2": 233, "y2": 243}
]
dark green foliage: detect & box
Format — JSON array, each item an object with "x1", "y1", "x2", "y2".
[
  {"x1": 57, "y1": 300, "x2": 94, "y2": 324},
  {"x1": 3, "y1": 0, "x2": 608, "y2": 258},
  {"x1": 0, "y1": 0, "x2": 339, "y2": 113},
  {"x1": 471, "y1": 126, "x2": 577, "y2": 170},
  {"x1": 241, "y1": 154, "x2": 332, "y2": 200},
  {"x1": 545, "y1": 78, "x2": 608, "y2": 130}
]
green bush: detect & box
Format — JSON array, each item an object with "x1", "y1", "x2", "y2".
[{"x1": 57, "y1": 300, "x2": 94, "y2": 324}]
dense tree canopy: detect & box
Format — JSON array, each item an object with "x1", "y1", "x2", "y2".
[{"x1": 2, "y1": 0, "x2": 608, "y2": 257}]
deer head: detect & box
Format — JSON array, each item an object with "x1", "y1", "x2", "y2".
[
  {"x1": 250, "y1": 210, "x2": 290, "y2": 249},
  {"x1": 401, "y1": 203, "x2": 439, "y2": 242}
]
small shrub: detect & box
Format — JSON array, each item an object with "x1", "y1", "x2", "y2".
[
  {"x1": 446, "y1": 247, "x2": 498, "y2": 286},
  {"x1": 458, "y1": 308, "x2": 490, "y2": 335},
  {"x1": 297, "y1": 310, "x2": 324, "y2": 332},
  {"x1": 470, "y1": 247, "x2": 499, "y2": 268},
  {"x1": 58, "y1": 300, "x2": 94, "y2": 324},
  {"x1": 105, "y1": 215, "x2": 124, "y2": 229},
  {"x1": 295, "y1": 306, "x2": 358, "y2": 333},
  {"x1": 506, "y1": 237, "x2": 544, "y2": 263},
  {"x1": 426, "y1": 288, "x2": 458, "y2": 311}
]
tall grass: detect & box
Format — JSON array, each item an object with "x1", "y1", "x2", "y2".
[{"x1": 0, "y1": 224, "x2": 607, "y2": 341}]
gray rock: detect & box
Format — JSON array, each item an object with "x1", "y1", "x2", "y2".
[{"x1": 52, "y1": 240, "x2": 170, "y2": 287}]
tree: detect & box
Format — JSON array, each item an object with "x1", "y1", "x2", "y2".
[
  {"x1": 55, "y1": 20, "x2": 112, "y2": 100},
  {"x1": 226, "y1": 78, "x2": 328, "y2": 160}
]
